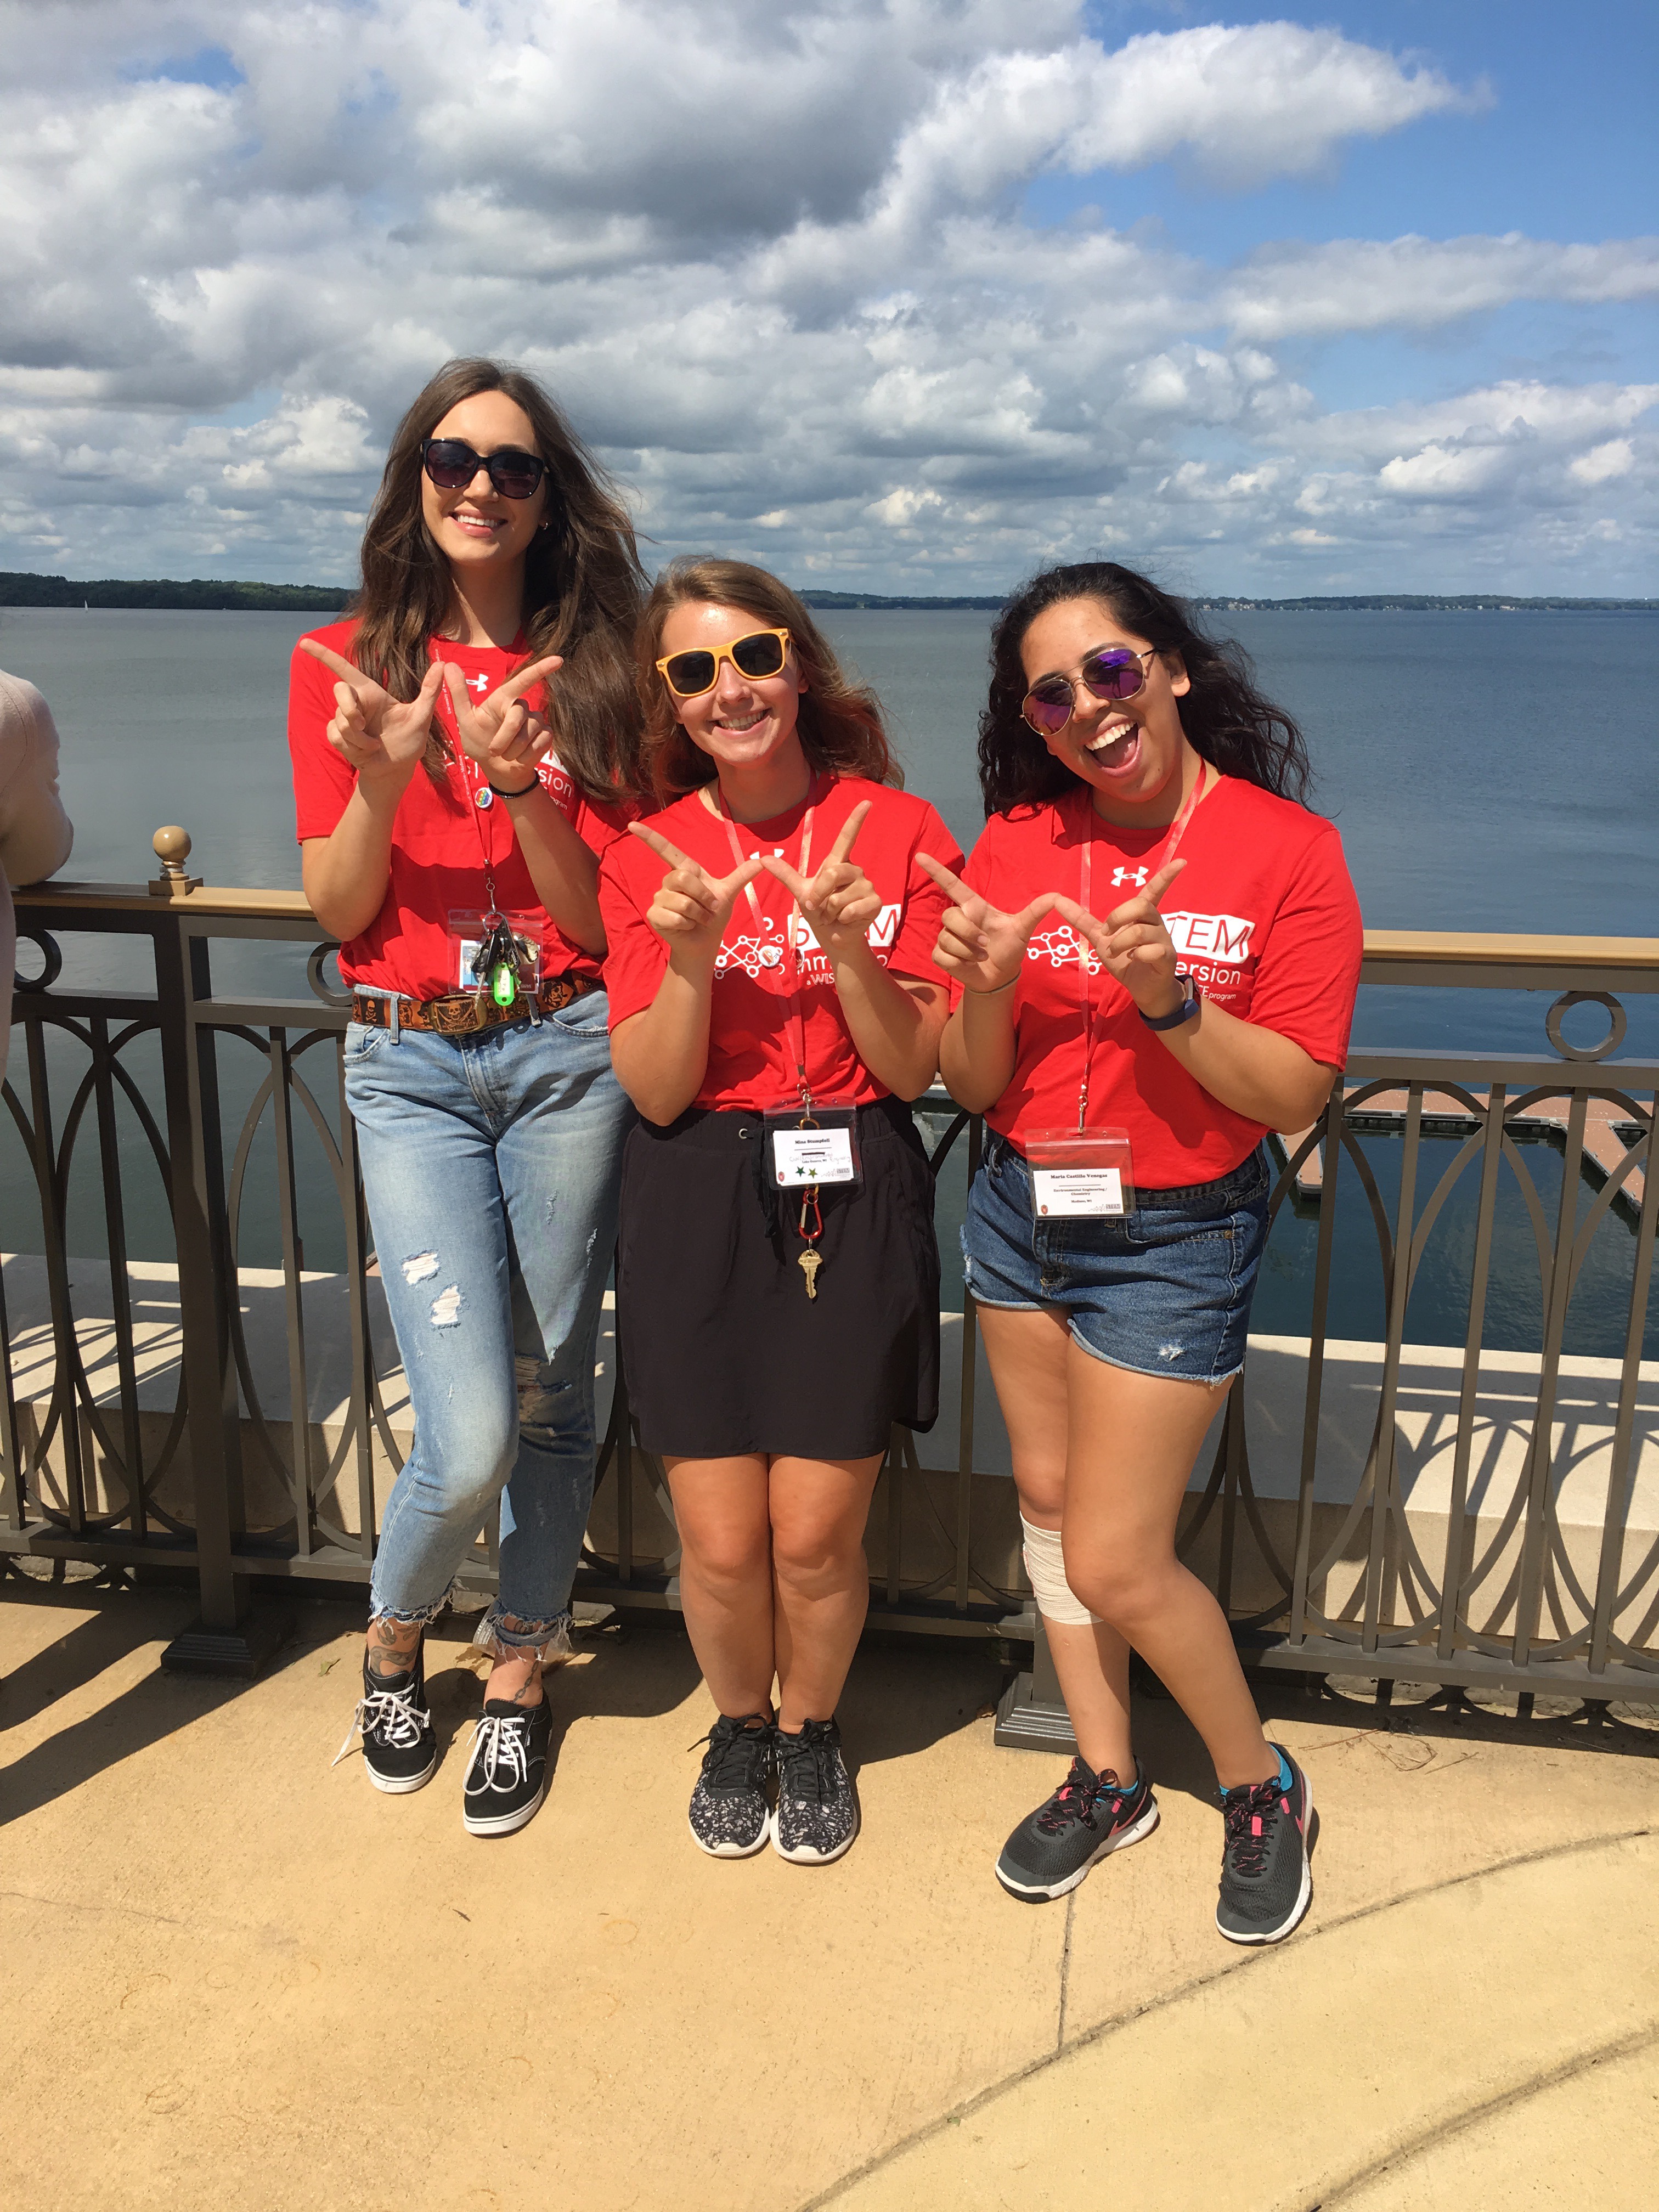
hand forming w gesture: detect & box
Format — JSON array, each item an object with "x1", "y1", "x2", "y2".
[
  {"x1": 627, "y1": 822, "x2": 765, "y2": 965},
  {"x1": 916, "y1": 853, "x2": 1063, "y2": 996},
  {"x1": 757, "y1": 800, "x2": 878, "y2": 961},
  {"x1": 441, "y1": 656, "x2": 563, "y2": 791},
  {"x1": 298, "y1": 638, "x2": 446, "y2": 785},
  {"x1": 1049, "y1": 859, "x2": 1188, "y2": 1012}
]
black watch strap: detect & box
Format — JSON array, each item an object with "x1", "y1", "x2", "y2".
[{"x1": 1139, "y1": 972, "x2": 1200, "y2": 1031}]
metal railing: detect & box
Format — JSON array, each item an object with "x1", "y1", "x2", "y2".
[{"x1": 3, "y1": 837, "x2": 1656, "y2": 1714}]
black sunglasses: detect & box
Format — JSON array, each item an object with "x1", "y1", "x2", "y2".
[{"x1": 421, "y1": 438, "x2": 548, "y2": 501}]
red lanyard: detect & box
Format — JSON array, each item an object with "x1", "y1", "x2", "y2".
[
  {"x1": 1073, "y1": 762, "x2": 1210, "y2": 1131},
  {"x1": 433, "y1": 636, "x2": 535, "y2": 916},
  {"x1": 715, "y1": 776, "x2": 822, "y2": 1109}
]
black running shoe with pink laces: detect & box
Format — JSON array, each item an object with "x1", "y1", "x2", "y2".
[
  {"x1": 1215, "y1": 1745, "x2": 1313, "y2": 1944},
  {"x1": 995, "y1": 1756, "x2": 1159, "y2": 1901}
]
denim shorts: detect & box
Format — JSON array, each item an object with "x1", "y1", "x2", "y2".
[{"x1": 961, "y1": 1132, "x2": 1271, "y2": 1386}]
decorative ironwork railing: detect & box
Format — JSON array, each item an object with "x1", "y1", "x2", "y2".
[{"x1": 3, "y1": 833, "x2": 1656, "y2": 1716}]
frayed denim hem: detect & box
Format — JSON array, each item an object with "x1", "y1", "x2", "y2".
[
  {"x1": 471, "y1": 1604, "x2": 575, "y2": 1664},
  {"x1": 367, "y1": 1585, "x2": 454, "y2": 1630}
]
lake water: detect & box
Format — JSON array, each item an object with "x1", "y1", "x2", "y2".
[
  {"x1": 3, "y1": 602, "x2": 1655, "y2": 1049},
  {"x1": 1, "y1": 605, "x2": 1655, "y2": 1355}
]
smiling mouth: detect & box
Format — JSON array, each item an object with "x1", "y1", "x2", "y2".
[
  {"x1": 452, "y1": 511, "x2": 505, "y2": 535},
  {"x1": 1085, "y1": 719, "x2": 1138, "y2": 765},
  {"x1": 714, "y1": 709, "x2": 768, "y2": 732}
]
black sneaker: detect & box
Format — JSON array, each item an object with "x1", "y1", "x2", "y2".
[
  {"x1": 1216, "y1": 1745, "x2": 1313, "y2": 1944},
  {"x1": 688, "y1": 1713, "x2": 774, "y2": 1858},
  {"x1": 995, "y1": 1756, "x2": 1159, "y2": 1901},
  {"x1": 462, "y1": 1697, "x2": 554, "y2": 1837},
  {"x1": 772, "y1": 1718, "x2": 859, "y2": 1865},
  {"x1": 332, "y1": 1650, "x2": 437, "y2": 1794}
]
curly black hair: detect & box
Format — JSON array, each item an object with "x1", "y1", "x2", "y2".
[{"x1": 979, "y1": 561, "x2": 1312, "y2": 818}]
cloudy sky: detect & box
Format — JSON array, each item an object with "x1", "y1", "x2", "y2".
[{"x1": 2, "y1": 0, "x2": 1654, "y2": 595}]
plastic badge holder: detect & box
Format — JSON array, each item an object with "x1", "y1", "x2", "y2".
[
  {"x1": 1024, "y1": 1128, "x2": 1135, "y2": 1218},
  {"x1": 449, "y1": 911, "x2": 546, "y2": 995},
  {"x1": 764, "y1": 1101, "x2": 863, "y2": 1190}
]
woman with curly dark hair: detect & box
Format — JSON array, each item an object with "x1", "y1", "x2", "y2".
[
  {"x1": 598, "y1": 558, "x2": 963, "y2": 1866},
  {"x1": 922, "y1": 561, "x2": 1361, "y2": 1943},
  {"x1": 290, "y1": 358, "x2": 645, "y2": 1837}
]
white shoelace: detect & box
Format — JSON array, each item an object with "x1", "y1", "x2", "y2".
[
  {"x1": 465, "y1": 1711, "x2": 532, "y2": 1795},
  {"x1": 331, "y1": 1681, "x2": 432, "y2": 1767}
]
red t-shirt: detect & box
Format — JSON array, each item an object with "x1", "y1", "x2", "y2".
[
  {"x1": 599, "y1": 775, "x2": 966, "y2": 1112},
  {"x1": 959, "y1": 777, "x2": 1362, "y2": 1184},
  {"x1": 288, "y1": 620, "x2": 634, "y2": 1001}
]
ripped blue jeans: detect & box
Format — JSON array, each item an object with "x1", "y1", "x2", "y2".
[{"x1": 344, "y1": 989, "x2": 631, "y2": 1651}]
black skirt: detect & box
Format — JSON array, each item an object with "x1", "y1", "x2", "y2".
[{"x1": 617, "y1": 1095, "x2": 941, "y2": 1460}]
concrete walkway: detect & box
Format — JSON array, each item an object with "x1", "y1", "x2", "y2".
[{"x1": 3, "y1": 1579, "x2": 1655, "y2": 2211}]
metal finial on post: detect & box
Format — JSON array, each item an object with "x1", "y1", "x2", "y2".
[{"x1": 149, "y1": 825, "x2": 203, "y2": 898}]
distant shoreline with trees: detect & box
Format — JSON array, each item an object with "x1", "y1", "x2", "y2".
[{"x1": 1, "y1": 570, "x2": 1652, "y2": 616}]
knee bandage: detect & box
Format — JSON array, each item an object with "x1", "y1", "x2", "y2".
[{"x1": 1020, "y1": 1514, "x2": 1102, "y2": 1627}]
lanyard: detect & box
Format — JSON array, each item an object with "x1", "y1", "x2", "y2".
[
  {"x1": 715, "y1": 776, "x2": 821, "y2": 1110},
  {"x1": 458, "y1": 749, "x2": 505, "y2": 911},
  {"x1": 1073, "y1": 761, "x2": 1210, "y2": 1131},
  {"x1": 433, "y1": 635, "x2": 534, "y2": 916}
]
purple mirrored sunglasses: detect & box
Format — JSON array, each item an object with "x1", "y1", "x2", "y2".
[{"x1": 1022, "y1": 647, "x2": 1156, "y2": 736}]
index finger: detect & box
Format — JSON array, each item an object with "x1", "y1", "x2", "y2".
[
  {"x1": 759, "y1": 854, "x2": 810, "y2": 902},
  {"x1": 300, "y1": 637, "x2": 370, "y2": 689},
  {"x1": 825, "y1": 799, "x2": 871, "y2": 868},
  {"x1": 1144, "y1": 859, "x2": 1186, "y2": 907},
  {"x1": 719, "y1": 855, "x2": 766, "y2": 896},
  {"x1": 492, "y1": 655, "x2": 564, "y2": 707},
  {"x1": 916, "y1": 850, "x2": 974, "y2": 904},
  {"x1": 628, "y1": 820, "x2": 697, "y2": 872}
]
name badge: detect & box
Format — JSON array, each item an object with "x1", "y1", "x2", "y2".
[
  {"x1": 763, "y1": 1099, "x2": 864, "y2": 1191},
  {"x1": 772, "y1": 1127, "x2": 857, "y2": 1188},
  {"x1": 1030, "y1": 1166, "x2": 1125, "y2": 1217},
  {"x1": 1024, "y1": 1127, "x2": 1135, "y2": 1218}
]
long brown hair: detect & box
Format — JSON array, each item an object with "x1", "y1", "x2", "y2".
[
  {"x1": 350, "y1": 357, "x2": 646, "y2": 801},
  {"x1": 636, "y1": 557, "x2": 900, "y2": 802}
]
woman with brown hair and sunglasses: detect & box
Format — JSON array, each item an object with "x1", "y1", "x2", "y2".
[
  {"x1": 923, "y1": 560, "x2": 1361, "y2": 1943},
  {"x1": 597, "y1": 557, "x2": 963, "y2": 1865},
  {"x1": 291, "y1": 358, "x2": 645, "y2": 1837}
]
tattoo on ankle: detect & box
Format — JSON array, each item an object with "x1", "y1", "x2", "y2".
[{"x1": 366, "y1": 1620, "x2": 419, "y2": 1678}]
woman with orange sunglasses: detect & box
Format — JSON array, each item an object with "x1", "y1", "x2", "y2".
[{"x1": 598, "y1": 557, "x2": 962, "y2": 1865}]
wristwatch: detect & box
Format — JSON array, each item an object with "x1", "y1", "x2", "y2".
[{"x1": 1139, "y1": 971, "x2": 1200, "y2": 1031}]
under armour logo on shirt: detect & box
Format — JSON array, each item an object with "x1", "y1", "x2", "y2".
[
  {"x1": 468, "y1": 673, "x2": 490, "y2": 695},
  {"x1": 1111, "y1": 865, "x2": 1149, "y2": 889}
]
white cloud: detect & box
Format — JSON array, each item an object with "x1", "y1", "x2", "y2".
[
  {"x1": 1218, "y1": 234, "x2": 1659, "y2": 341},
  {"x1": 1571, "y1": 438, "x2": 1635, "y2": 486},
  {"x1": 0, "y1": 2, "x2": 1651, "y2": 593}
]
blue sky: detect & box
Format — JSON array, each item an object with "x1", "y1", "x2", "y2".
[
  {"x1": 1, "y1": 1, "x2": 1654, "y2": 594},
  {"x1": 1057, "y1": 2, "x2": 1657, "y2": 404}
]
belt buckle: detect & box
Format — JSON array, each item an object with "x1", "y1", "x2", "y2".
[{"x1": 431, "y1": 992, "x2": 487, "y2": 1036}]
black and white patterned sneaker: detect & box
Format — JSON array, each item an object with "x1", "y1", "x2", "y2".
[
  {"x1": 687, "y1": 1712, "x2": 774, "y2": 1858},
  {"x1": 461, "y1": 1697, "x2": 554, "y2": 1837},
  {"x1": 1215, "y1": 1745, "x2": 1313, "y2": 1944},
  {"x1": 772, "y1": 1718, "x2": 859, "y2": 1865},
  {"x1": 995, "y1": 1756, "x2": 1159, "y2": 1901},
  {"x1": 332, "y1": 1649, "x2": 437, "y2": 1794}
]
